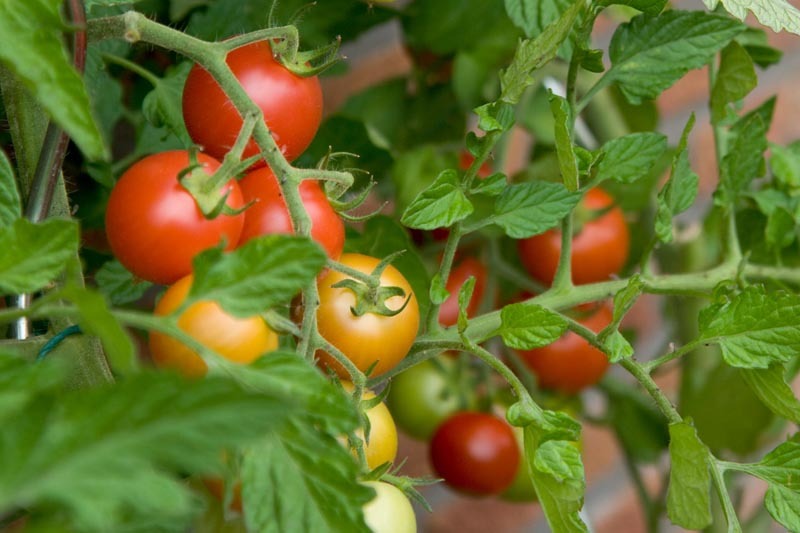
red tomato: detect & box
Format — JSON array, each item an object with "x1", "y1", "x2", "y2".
[
  {"x1": 105, "y1": 151, "x2": 244, "y2": 285},
  {"x1": 438, "y1": 256, "x2": 487, "y2": 327},
  {"x1": 516, "y1": 304, "x2": 612, "y2": 393},
  {"x1": 459, "y1": 151, "x2": 492, "y2": 178},
  {"x1": 237, "y1": 166, "x2": 344, "y2": 259},
  {"x1": 149, "y1": 275, "x2": 278, "y2": 377},
  {"x1": 315, "y1": 254, "x2": 419, "y2": 379},
  {"x1": 182, "y1": 40, "x2": 323, "y2": 163},
  {"x1": 517, "y1": 188, "x2": 629, "y2": 285},
  {"x1": 430, "y1": 412, "x2": 520, "y2": 495}
]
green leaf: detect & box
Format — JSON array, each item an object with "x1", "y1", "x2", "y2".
[
  {"x1": 595, "y1": 132, "x2": 667, "y2": 184},
  {"x1": 710, "y1": 42, "x2": 757, "y2": 125},
  {"x1": 242, "y1": 421, "x2": 372, "y2": 533},
  {"x1": 400, "y1": 170, "x2": 474, "y2": 230},
  {"x1": 0, "y1": 148, "x2": 21, "y2": 228},
  {"x1": 523, "y1": 424, "x2": 588, "y2": 533},
  {"x1": 603, "y1": 330, "x2": 634, "y2": 363},
  {"x1": 84, "y1": 0, "x2": 143, "y2": 10},
  {"x1": 498, "y1": 302, "x2": 568, "y2": 350},
  {"x1": 344, "y1": 216, "x2": 431, "y2": 324},
  {"x1": 770, "y1": 141, "x2": 800, "y2": 190},
  {"x1": 84, "y1": 41, "x2": 127, "y2": 147},
  {"x1": 499, "y1": 0, "x2": 585, "y2": 104},
  {"x1": 706, "y1": 0, "x2": 800, "y2": 35},
  {"x1": 0, "y1": 354, "x2": 65, "y2": 423},
  {"x1": 503, "y1": 0, "x2": 573, "y2": 39},
  {"x1": 735, "y1": 27, "x2": 783, "y2": 68},
  {"x1": 0, "y1": 0, "x2": 107, "y2": 160},
  {"x1": 740, "y1": 439, "x2": 800, "y2": 489},
  {"x1": 698, "y1": 286, "x2": 800, "y2": 369},
  {"x1": 0, "y1": 218, "x2": 79, "y2": 294},
  {"x1": 718, "y1": 100, "x2": 772, "y2": 205},
  {"x1": 0, "y1": 371, "x2": 305, "y2": 531},
  {"x1": 610, "y1": 275, "x2": 644, "y2": 327},
  {"x1": 740, "y1": 364, "x2": 800, "y2": 425},
  {"x1": 60, "y1": 285, "x2": 137, "y2": 375},
  {"x1": 765, "y1": 484, "x2": 800, "y2": 532},
  {"x1": 471, "y1": 174, "x2": 508, "y2": 196},
  {"x1": 765, "y1": 206, "x2": 796, "y2": 249},
  {"x1": 493, "y1": 181, "x2": 581, "y2": 238},
  {"x1": 667, "y1": 422, "x2": 712, "y2": 530},
  {"x1": 429, "y1": 273, "x2": 449, "y2": 306},
  {"x1": 95, "y1": 260, "x2": 153, "y2": 306},
  {"x1": 189, "y1": 235, "x2": 326, "y2": 317},
  {"x1": 142, "y1": 62, "x2": 193, "y2": 144},
  {"x1": 656, "y1": 114, "x2": 699, "y2": 243},
  {"x1": 390, "y1": 147, "x2": 454, "y2": 215},
  {"x1": 457, "y1": 276, "x2": 476, "y2": 334},
  {"x1": 597, "y1": 0, "x2": 666, "y2": 15},
  {"x1": 549, "y1": 92, "x2": 579, "y2": 191},
  {"x1": 608, "y1": 11, "x2": 744, "y2": 104}
]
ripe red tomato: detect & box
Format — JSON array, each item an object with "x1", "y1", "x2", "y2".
[
  {"x1": 438, "y1": 256, "x2": 487, "y2": 327},
  {"x1": 237, "y1": 166, "x2": 344, "y2": 259},
  {"x1": 517, "y1": 188, "x2": 629, "y2": 285},
  {"x1": 182, "y1": 40, "x2": 323, "y2": 163},
  {"x1": 430, "y1": 412, "x2": 520, "y2": 495},
  {"x1": 149, "y1": 275, "x2": 278, "y2": 377},
  {"x1": 516, "y1": 304, "x2": 612, "y2": 393},
  {"x1": 315, "y1": 254, "x2": 419, "y2": 379},
  {"x1": 105, "y1": 150, "x2": 244, "y2": 285}
]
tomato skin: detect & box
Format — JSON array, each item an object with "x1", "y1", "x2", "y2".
[
  {"x1": 105, "y1": 151, "x2": 244, "y2": 285},
  {"x1": 315, "y1": 254, "x2": 419, "y2": 379},
  {"x1": 237, "y1": 166, "x2": 344, "y2": 259},
  {"x1": 182, "y1": 40, "x2": 322, "y2": 163},
  {"x1": 149, "y1": 275, "x2": 278, "y2": 377},
  {"x1": 516, "y1": 305, "x2": 612, "y2": 393},
  {"x1": 386, "y1": 357, "x2": 463, "y2": 440},
  {"x1": 429, "y1": 412, "x2": 520, "y2": 495},
  {"x1": 362, "y1": 481, "x2": 417, "y2": 533},
  {"x1": 438, "y1": 256, "x2": 487, "y2": 327},
  {"x1": 344, "y1": 385, "x2": 398, "y2": 470},
  {"x1": 517, "y1": 188, "x2": 629, "y2": 285}
]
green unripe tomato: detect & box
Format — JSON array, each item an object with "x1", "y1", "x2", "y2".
[
  {"x1": 386, "y1": 357, "x2": 463, "y2": 440},
  {"x1": 362, "y1": 481, "x2": 416, "y2": 533}
]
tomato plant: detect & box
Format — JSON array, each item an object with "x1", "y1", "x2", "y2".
[
  {"x1": 149, "y1": 275, "x2": 279, "y2": 377},
  {"x1": 430, "y1": 412, "x2": 520, "y2": 495},
  {"x1": 237, "y1": 166, "x2": 345, "y2": 259},
  {"x1": 342, "y1": 384, "x2": 399, "y2": 470},
  {"x1": 517, "y1": 188, "x2": 629, "y2": 286},
  {"x1": 361, "y1": 481, "x2": 417, "y2": 533},
  {"x1": 105, "y1": 150, "x2": 245, "y2": 285},
  {"x1": 516, "y1": 304, "x2": 612, "y2": 394},
  {"x1": 315, "y1": 253, "x2": 419, "y2": 378},
  {"x1": 385, "y1": 356, "x2": 465, "y2": 440},
  {"x1": 183, "y1": 40, "x2": 323, "y2": 163}
]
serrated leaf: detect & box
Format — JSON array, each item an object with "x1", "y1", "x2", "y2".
[
  {"x1": 0, "y1": 149, "x2": 20, "y2": 229},
  {"x1": 765, "y1": 484, "x2": 800, "y2": 532},
  {"x1": 0, "y1": 0, "x2": 107, "y2": 160},
  {"x1": 503, "y1": 0, "x2": 573, "y2": 39},
  {"x1": 549, "y1": 92, "x2": 579, "y2": 191},
  {"x1": 656, "y1": 114, "x2": 699, "y2": 242},
  {"x1": 401, "y1": 170, "x2": 474, "y2": 230},
  {"x1": 710, "y1": 0, "x2": 800, "y2": 35},
  {"x1": 710, "y1": 42, "x2": 757, "y2": 125},
  {"x1": 770, "y1": 141, "x2": 800, "y2": 190},
  {"x1": 189, "y1": 235, "x2": 326, "y2": 317},
  {"x1": 142, "y1": 62, "x2": 193, "y2": 143},
  {"x1": 470, "y1": 174, "x2": 508, "y2": 196},
  {"x1": 608, "y1": 11, "x2": 744, "y2": 104},
  {"x1": 718, "y1": 110, "x2": 769, "y2": 204},
  {"x1": 740, "y1": 364, "x2": 800, "y2": 424},
  {"x1": 523, "y1": 425, "x2": 588, "y2": 533},
  {"x1": 242, "y1": 421, "x2": 372, "y2": 533},
  {"x1": 493, "y1": 181, "x2": 581, "y2": 238},
  {"x1": 499, "y1": 0, "x2": 585, "y2": 104},
  {"x1": 0, "y1": 218, "x2": 79, "y2": 293},
  {"x1": 0, "y1": 371, "x2": 307, "y2": 531},
  {"x1": 60, "y1": 285, "x2": 137, "y2": 374},
  {"x1": 742, "y1": 440, "x2": 800, "y2": 488},
  {"x1": 667, "y1": 422, "x2": 712, "y2": 530},
  {"x1": 498, "y1": 302, "x2": 568, "y2": 350},
  {"x1": 95, "y1": 260, "x2": 153, "y2": 306},
  {"x1": 698, "y1": 286, "x2": 800, "y2": 369},
  {"x1": 595, "y1": 132, "x2": 667, "y2": 184}
]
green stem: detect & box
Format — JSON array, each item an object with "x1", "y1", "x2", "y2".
[
  {"x1": 550, "y1": 212, "x2": 575, "y2": 292},
  {"x1": 619, "y1": 358, "x2": 682, "y2": 424},
  {"x1": 101, "y1": 53, "x2": 161, "y2": 86},
  {"x1": 425, "y1": 223, "x2": 464, "y2": 332},
  {"x1": 643, "y1": 339, "x2": 703, "y2": 373},
  {"x1": 575, "y1": 72, "x2": 611, "y2": 114},
  {"x1": 709, "y1": 459, "x2": 743, "y2": 533}
]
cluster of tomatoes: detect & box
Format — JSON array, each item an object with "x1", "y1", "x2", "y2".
[
  {"x1": 101, "y1": 36, "x2": 631, "y2": 525},
  {"x1": 102, "y1": 40, "x2": 421, "y2": 528}
]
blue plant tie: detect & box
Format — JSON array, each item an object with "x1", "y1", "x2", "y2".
[{"x1": 37, "y1": 325, "x2": 83, "y2": 361}]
